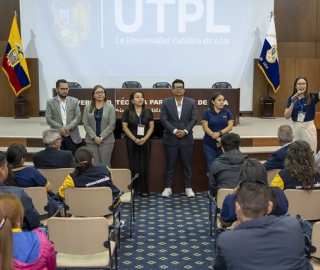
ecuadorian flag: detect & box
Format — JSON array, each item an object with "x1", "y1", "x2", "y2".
[
  {"x1": 1, "y1": 15, "x2": 31, "y2": 96},
  {"x1": 258, "y1": 15, "x2": 280, "y2": 93}
]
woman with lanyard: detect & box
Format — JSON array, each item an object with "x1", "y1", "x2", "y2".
[
  {"x1": 82, "y1": 85, "x2": 116, "y2": 167},
  {"x1": 122, "y1": 90, "x2": 154, "y2": 197},
  {"x1": 284, "y1": 76, "x2": 320, "y2": 155}
]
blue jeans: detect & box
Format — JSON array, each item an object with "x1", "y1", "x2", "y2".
[{"x1": 203, "y1": 143, "x2": 223, "y2": 173}]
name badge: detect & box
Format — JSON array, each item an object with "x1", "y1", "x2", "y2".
[
  {"x1": 297, "y1": 111, "x2": 306, "y2": 122},
  {"x1": 137, "y1": 124, "x2": 145, "y2": 136}
]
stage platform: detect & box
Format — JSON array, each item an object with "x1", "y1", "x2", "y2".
[
  {"x1": 0, "y1": 117, "x2": 289, "y2": 192},
  {"x1": 0, "y1": 116, "x2": 287, "y2": 151}
]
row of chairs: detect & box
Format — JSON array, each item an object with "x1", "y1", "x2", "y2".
[
  {"x1": 209, "y1": 188, "x2": 320, "y2": 261},
  {"x1": 68, "y1": 81, "x2": 233, "y2": 89},
  {"x1": 122, "y1": 81, "x2": 233, "y2": 89},
  {"x1": 23, "y1": 168, "x2": 137, "y2": 269}
]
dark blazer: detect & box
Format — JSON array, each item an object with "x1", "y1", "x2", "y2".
[
  {"x1": 263, "y1": 144, "x2": 290, "y2": 171},
  {"x1": 160, "y1": 96, "x2": 197, "y2": 146},
  {"x1": 0, "y1": 183, "x2": 40, "y2": 230},
  {"x1": 214, "y1": 215, "x2": 312, "y2": 270},
  {"x1": 32, "y1": 147, "x2": 74, "y2": 169}
]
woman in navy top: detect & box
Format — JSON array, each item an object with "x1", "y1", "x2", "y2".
[
  {"x1": 284, "y1": 76, "x2": 320, "y2": 154},
  {"x1": 201, "y1": 92, "x2": 234, "y2": 172}
]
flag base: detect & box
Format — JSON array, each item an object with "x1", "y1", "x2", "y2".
[
  {"x1": 14, "y1": 95, "x2": 29, "y2": 119},
  {"x1": 260, "y1": 95, "x2": 276, "y2": 119}
]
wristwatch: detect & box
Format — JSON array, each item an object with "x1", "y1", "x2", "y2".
[{"x1": 219, "y1": 130, "x2": 223, "y2": 136}]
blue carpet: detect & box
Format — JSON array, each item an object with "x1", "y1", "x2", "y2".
[{"x1": 118, "y1": 192, "x2": 214, "y2": 270}]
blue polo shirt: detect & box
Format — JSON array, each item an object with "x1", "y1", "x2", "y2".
[
  {"x1": 201, "y1": 108, "x2": 234, "y2": 148},
  {"x1": 285, "y1": 92, "x2": 319, "y2": 122},
  {"x1": 11, "y1": 166, "x2": 49, "y2": 188}
]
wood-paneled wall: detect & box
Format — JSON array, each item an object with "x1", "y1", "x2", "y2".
[{"x1": 253, "y1": 0, "x2": 320, "y2": 117}]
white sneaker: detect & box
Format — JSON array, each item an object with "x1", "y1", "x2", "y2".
[
  {"x1": 185, "y1": 188, "x2": 195, "y2": 198},
  {"x1": 162, "y1": 188, "x2": 172, "y2": 197}
]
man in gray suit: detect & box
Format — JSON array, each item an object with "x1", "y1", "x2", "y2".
[
  {"x1": 161, "y1": 79, "x2": 197, "y2": 198},
  {"x1": 45, "y1": 79, "x2": 82, "y2": 155}
]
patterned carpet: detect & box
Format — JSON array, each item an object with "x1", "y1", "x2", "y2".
[{"x1": 118, "y1": 192, "x2": 214, "y2": 270}]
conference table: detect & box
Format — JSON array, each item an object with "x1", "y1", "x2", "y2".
[{"x1": 58, "y1": 87, "x2": 240, "y2": 192}]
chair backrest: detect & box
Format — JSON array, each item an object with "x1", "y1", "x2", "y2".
[
  {"x1": 38, "y1": 168, "x2": 74, "y2": 193},
  {"x1": 267, "y1": 169, "x2": 281, "y2": 185},
  {"x1": 122, "y1": 81, "x2": 142, "y2": 88},
  {"x1": 284, "y1": 189, "x2": 320, "y2": 220},
  {"x1": 68, "y1": 82, "x2": 82, "y2": 88},
  {"x1": 217, "y1": 188, "x2": 233, "y2": 209},
  {"x1": 312, "y1": 222, "x2": 320, "y2": 258},
  {"x1": 212, "y1": 82, "x2": 232, "y2": 89},
  {"x1": 64, "y1": 187, "x2": 113, "y2": 217},
  {"x1": 152, "y1": 82, "x2": 171, "y2": 88},
  {"x1": 23, "y1": 187, "x2": 48, "y2": 215},
  {"x1": 48, "y1": 217, "x2": 109, "y2": 254},
  {"x1": 109, "y1": 168, "x2": 131, "y2": 193}
]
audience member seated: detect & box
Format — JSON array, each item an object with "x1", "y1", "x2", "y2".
[
  {"x1": 0, "y1": 151, "x2": 40, "y2": 231},
  {"x1": 209, "y1": 133, "x2": 247, "y2": 197},
  {"x1": 220, "y1": 158, "x2": 288, "y2": 227},
  {"x1": 32, "y1": 128, "x2": 75, "y2": 169},
  {"x1": 263, "y1": 125, "x2": 293, "y2": 171},
  {"x1": 0, "y1": 193, "x2": 56, "y2": 270},
  {"x1": 271, "y1": 140, "x2": 320, "y2": 190},
  {"x1": 58, "y1": 146, "x2": 121, "y2": 211},
  {"x1": 213, "y1": 181, "x2": 312, "y2": 270},
  {"x1": 6, "y1": 144, "x2": 53, "y2": 194}
]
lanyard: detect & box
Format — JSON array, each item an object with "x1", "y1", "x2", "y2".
[
  {"x1": 298, "y1": 98, "x2": 305, "y2": 111},
  {"x1": 138, "y1": 112, "x2": 142, "y2": 125}
]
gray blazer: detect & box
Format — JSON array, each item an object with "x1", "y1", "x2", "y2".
[
  {"x1": 45, "y1": 96, "x2": 82, "y2": 144},
  {"x1": 82, "y1": 102, "x2": 116, "y2": 145},
  {"x1": 160, "y1": 96, "x2": 197, "y2": 146}
]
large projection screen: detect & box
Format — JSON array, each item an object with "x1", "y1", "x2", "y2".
[{"x1": 20, "y1": 0, "x2": 274, "y2": 111}]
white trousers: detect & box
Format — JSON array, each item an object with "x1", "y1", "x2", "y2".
[{"x1": 292, "y1": 120, "x2": 317, "y2": 155}]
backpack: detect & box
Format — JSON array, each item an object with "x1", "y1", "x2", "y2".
[{"x1": 295, "y1": 214, "x2": 314, "y2": 258}]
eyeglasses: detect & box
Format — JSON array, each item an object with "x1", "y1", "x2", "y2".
[
  {"x1": 94, "y1": 91, "x2": 105, "y2": 95},
  {"x1": 174, "y1": 86, "x2": 184, "y2": 90},
  {"x1": 59, "y1": 88, "x2": 69, "y2": 91}
]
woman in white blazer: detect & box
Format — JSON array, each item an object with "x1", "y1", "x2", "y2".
[{"x1": 82, "y1": 85, "x2": 116, "y2": 167}]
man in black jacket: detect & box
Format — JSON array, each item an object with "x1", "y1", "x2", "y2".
[
  {"x1": 209, "y1": 133, "x2": 247, "y2": 197},
  {"x1": 33, "y1": 128, "x2": 75, "y2": 169}
]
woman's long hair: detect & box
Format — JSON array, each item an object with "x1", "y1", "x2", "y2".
[
  {"x1": 0, "y1": 193, "x2": 24, "y2": 270},
  {"x1": 74, "y1": 147, "x2": 94, "y2": 175},
  {"x1": 291, "y1": 75, "x2": 311, "y2": 105},
  {"x1": 285, "y1": 140, "x2": 316, "y2": 191},
  {"x1": 89, "y1": 85, "x2": 106, "y2": 113},
  {"x1": 127, "y1": 90, "x2": 151, "y2": 123},
  {"x1": 6, "y1": 143, "x2": 27, "y2": 167}
]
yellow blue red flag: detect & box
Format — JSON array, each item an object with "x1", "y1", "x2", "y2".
[
  {"x1": 1, "y1": 15, "x2": 31, "y2": 96},
  {"x1": 258, "y1": 15, "x2": 280, "y2": 93}
]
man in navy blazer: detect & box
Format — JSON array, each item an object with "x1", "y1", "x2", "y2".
[
  {"x1": 33, "y1": 129, "x2": 74, "y2": 169},
  {"x1": 263, "y1": 125, "x2": 293, "y2": 171},
  {"x1": 160, "y1": 79, "x2": 197, "y2": 198}
]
